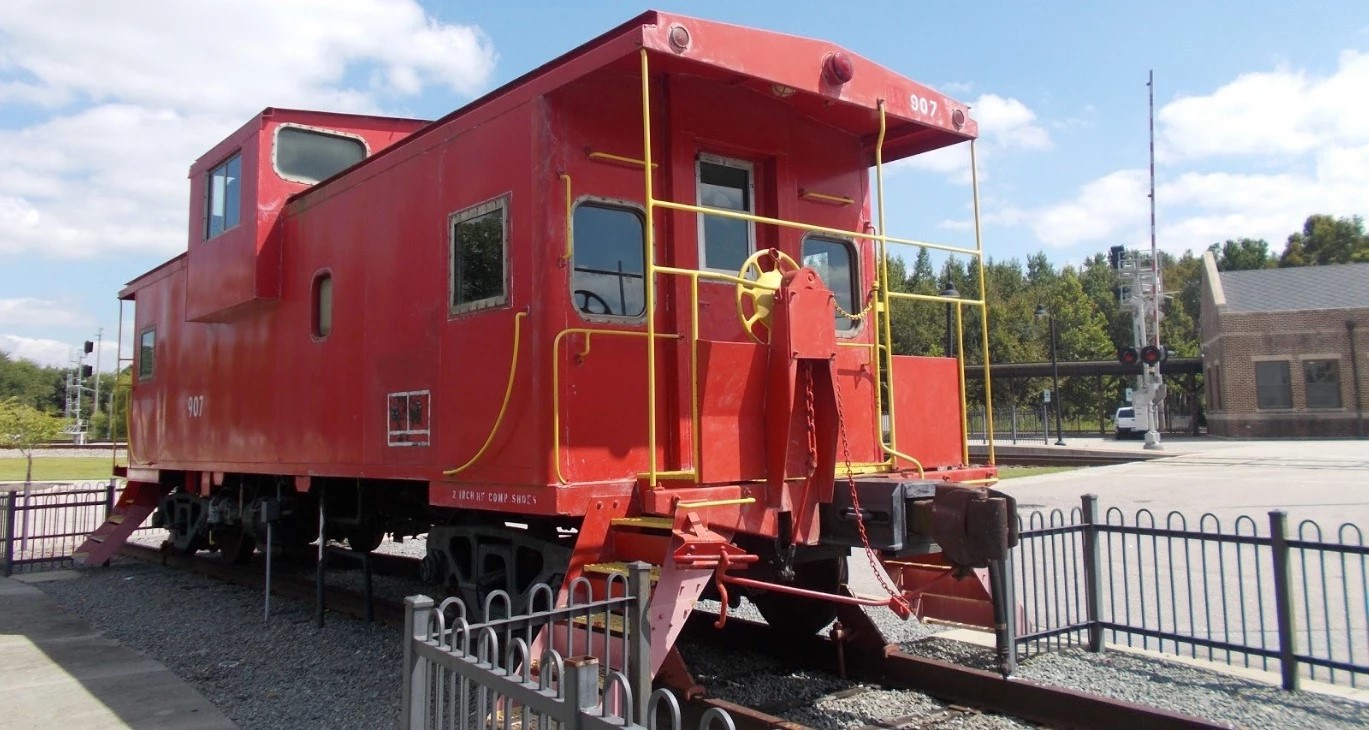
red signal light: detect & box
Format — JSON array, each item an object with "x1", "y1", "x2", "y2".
[
  {"x1": 1140, "y1": 345, "x2": 1162, "y2": 365},
  {"x1": 1118, "y1": 347, "x2": 1138, "y2": 365},
  {"x1": 823, "y1": 52, "x2": 855, "y2": 85}
]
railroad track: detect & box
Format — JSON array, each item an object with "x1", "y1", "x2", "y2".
[{"x1": 115, "y1": 543, "x2": 1223, "y2": 730}]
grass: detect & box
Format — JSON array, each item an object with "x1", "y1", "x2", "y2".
[
  {"x1": 995, "y1": 465, "x2": 1078, "y2": 480},
  {"x1": 0, "y1": 457, "x2": 118, "y2": 482}
]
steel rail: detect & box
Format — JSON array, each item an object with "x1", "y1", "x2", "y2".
[{"x1": 682, "y1": 612, "x2": 1227, "y2": 730}]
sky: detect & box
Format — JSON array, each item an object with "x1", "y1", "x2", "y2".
[{"x1": 2, "y1": 0, "x2": 1366, "y2": 369}]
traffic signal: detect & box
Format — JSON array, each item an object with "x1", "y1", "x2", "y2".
[
  {"x1": 1109, "y1": 245, "x2": 1125, "y2": 269},
  {"x1": 1140, "y1": 345, "x2": 1165, "y2": 365},
  {"x1": 1118, "y1": 347, "x2": 1138, "y2": 365},
  {"x1": 81, "y1": 365, "x2": 93, "y2": 378},
  {"x1": 83, "y1": 340, "x2": 94, "y2": 354}
]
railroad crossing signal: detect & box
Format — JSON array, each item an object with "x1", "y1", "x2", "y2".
[
  {"x1": 1118, "y1": 347, "x2": 1139, "y2": 365},
  {"x1": 1140, "y1": 345, "x2": 1166, "y2": 365}
]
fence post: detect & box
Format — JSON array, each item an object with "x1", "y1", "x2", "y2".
[
  {"x1": 402, "y1": 595, "x2": 434, "y2": 729},
  {"x1": 564, "y1": 656, "x2": 601, "y2": 730},
  {"x1": 1268, "y1": 510, "x2": 1300, "y2": 691},
  {"x1": 3, "y1": 492, "x2": 14, "y2": 578},
  {"x1": 627, "y1": 561, "x2": 652, "y2": 725},
  {"x1": 1081, "y1": 494, "x2": 1104, "y2": 653},
  {"x1": 104, "y1": 478, "x2": 116, "y2": 519}
]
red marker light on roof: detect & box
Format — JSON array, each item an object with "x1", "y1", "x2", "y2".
[{"x1": 823, "y1": 52, "x2": 855, "y2": 85}]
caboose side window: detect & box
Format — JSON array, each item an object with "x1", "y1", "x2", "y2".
[
  {"x1": 449, "y1": 196, "x2": 509, "y2": 315},
  {"x1": 274, "y1": 126, "x2": 367, "y2": 184},
  {"x1": 696, "y1": 155, "x2": 755, "y2": 272},
  {"x1": 802, "y1": 236, "x2": 858, "y2": 332},
  {"x1": 138, "y1": 327, "x2": 156, "y2": 380},
  {"x1": 571, "y1": 203, "x2": 645, "y2": 318},
  {"x1": 205, "y1": 154, "x2": 242, "y2": 239},
  {"x1": 312, "y1": 271, "x2": 333, "y2": 339}
]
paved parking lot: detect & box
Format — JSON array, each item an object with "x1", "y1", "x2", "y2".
[{"x1": 998, "y1": 436, "x2": 1369, "y2": 528}]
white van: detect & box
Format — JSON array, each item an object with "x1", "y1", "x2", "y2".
[{"x1": 1114, "y1": 407, "x2": 1137, "y2": 438}]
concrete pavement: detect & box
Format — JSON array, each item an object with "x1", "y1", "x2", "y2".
[{"x1": 0, "y1": 573, "x2": 235, "y2": 729}]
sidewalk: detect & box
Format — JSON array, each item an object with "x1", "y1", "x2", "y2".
[{"x1": 0, "y1": 573, "x2": 236, "y2": 729}]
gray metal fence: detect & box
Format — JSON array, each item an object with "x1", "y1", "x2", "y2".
[
  {"x1": 2, "y1": 480, "x2": 115, "y2": 576},
  {"x1": 1013, "y1": 495, "x2": 1369, "y2": 689},
  {"x1": 403, "y1": 562, "x2": 734, "y2": 730}
]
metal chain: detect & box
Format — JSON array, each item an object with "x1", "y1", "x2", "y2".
[
  {"x1": 834, "y1": 284, "x2": 879, "y2": 322},
  {"x1": 804, "y1": 367, "x2": 818, "y2": 477},
  {"x1": 831, "y1": 368, "x2": 913, "y2": 614}
]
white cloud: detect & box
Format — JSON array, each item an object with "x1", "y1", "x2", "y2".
[
  {"x1": 1158, "y1": 50, "x2": 1369, "y2": 162},
  {"x1": 897, "y1": 93, "x2": 1052, "y2": 183},
  {"x1": 1007, "y1": 52, "x2": 1369, "y2": 255},
  {"x1": 0, "y1": 0, "x2": 496, "y2": 259},
  {"x1": 0, "y1": 334, "x2": 73, "y2": 367},
  {"x1": 0, "y1": 298, "x2": 91, "y2": 328}
]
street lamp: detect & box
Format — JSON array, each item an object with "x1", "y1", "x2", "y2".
[
  {"x1": 940, "y1": 283, "x2": 959, "y2": 357},
  {"x1": 1034, "y1": 305, "x2": 1066, "y2": 446}
]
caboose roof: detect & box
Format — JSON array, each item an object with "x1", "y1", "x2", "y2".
[{"x1": 290, "y1": 10, "x2": 977, "y2": 206}]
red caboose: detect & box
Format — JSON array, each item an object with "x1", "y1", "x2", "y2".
[{"x1": 84, "y1": 11, "x2": 1012, "y2": 678}]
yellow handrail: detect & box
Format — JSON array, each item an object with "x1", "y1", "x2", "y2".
[
  {"x1": 640, "y1": 48, "x2": 660, "y2": 487},
  {"x1": 588, "y1": 150, "x2": 659, "y2": 168},
  {"x1": 443, "y1": 311, "x2": 527, "y2": 476},
  {"x1": 551, "y1": 327, "x2": 681, "y2": 484},
  {"x1": 956, "y1": 302, "x2": 969, "y2": 465},
  {"x1": 970, "y1": 140, "x2": 996, "y2": 465}
]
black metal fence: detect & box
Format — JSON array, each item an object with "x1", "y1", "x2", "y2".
[
  {"x1": 1013, "y1": 495, "x2": 1369, "y2": 689},
  {"x1": 1, "y1": 480, "x2": 159, "y2": 576}
]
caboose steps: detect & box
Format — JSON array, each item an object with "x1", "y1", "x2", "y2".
[{"x1": 72, "y1": 481, "x2": 170, "y2": 567}]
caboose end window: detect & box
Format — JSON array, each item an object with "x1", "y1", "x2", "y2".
[
  {"x1": 205, "y1": 153, "x2": 242, "y2": 239},
  {"x1": 274, "y1": 126, "x2": 367, "y2": 185},
  {"x1": 571, "y1": 203, "x2": 646, "y2": 318},
  {"x1": 802, "y1": 236, "x2": 858, "y2": 332},
  {"x1": 449, "y1": 196, "x2": 509, "y2": 315},
  {"x1": 138, "y1": 327, "x2": 156, "y2": 380},
  {"x1": 696, "y1": 155, "x2": 755, "y2": 272}
]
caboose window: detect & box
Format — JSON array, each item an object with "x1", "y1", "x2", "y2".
[
  {"x1": 571, "y1": 203, "x2": 645, "y2": 318},
  {"x1": 138, "y1": 328, "x2": 155, "y2": 380},
  {"x1": 274, "y1": 126, "x2": 367, "y2": 184},
  {"x1": 449, "y1": 197, "x2": 509, "y2": 314},
  {"x1": 205, "y1": 154, "x2": 242, "y2": 239},
  {"x1": 312, "y1": 272, "x2": 333, "y2": 339},
  {"x1": 802, "y1": 236, "x2": 858, "y2": 332},
  {"x1": 696, "y1": 155, "x2": 755, "y2": 272}
]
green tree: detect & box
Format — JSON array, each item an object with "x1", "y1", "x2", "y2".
[
  {"x1": 0, "y1": 397, "x2": 66, "y2": 484},
  {"x1": 1279, "y1": 214, "x2": 1369, "y2": 267},
  {"x1": 1209, "y1": 238, "x2": 1274, "y2": 271}
]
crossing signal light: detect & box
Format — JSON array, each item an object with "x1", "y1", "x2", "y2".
[
  {"x1": 81, "y1": 365, "x2": 93, "y2": 378},
  {"x1": 1109, "y1": 245, "x2": 1125, "y2": 269},
  {"x1": 1140, "y1": 345, "x2": 1165, "y2": 365},
  {"x1": 1118, "y1": 347, "x2": 1138, "y2": 365},
  {"x1": 83, "y1": 340, "x2": 94, "y2": 354}
]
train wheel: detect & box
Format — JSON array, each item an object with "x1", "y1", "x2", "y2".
[
  {"x1": 213, "y1": 525, "x2": 256, "y2": 565},
  {"x1": 345, "y1": 525, "x2": 386, "y2": 553},
  {"x1": 749, "y1": 557, "x2": 847, "y2": 636}
]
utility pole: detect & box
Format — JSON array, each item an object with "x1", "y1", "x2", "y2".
[
  {"x1": 92, "y1": 329, "x2": 103, "y2": 442},
  {"x1": 1144, "y1": 70, "x2": 1164, "y2": 451}
]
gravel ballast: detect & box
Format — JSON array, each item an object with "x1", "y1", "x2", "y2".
[{"x1": 33, "y1": 554, "x2": 1369, "y2": 730}]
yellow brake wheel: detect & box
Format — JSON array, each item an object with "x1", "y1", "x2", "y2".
[{"x1": 735, "y1": 248, "x2": 800, "y2": 343}]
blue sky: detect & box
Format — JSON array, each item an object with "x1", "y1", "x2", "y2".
[{"x1": 2, "y1": 0, "x2": 1366, "y2": 368}]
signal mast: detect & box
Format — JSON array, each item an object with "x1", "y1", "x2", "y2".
[{"x1": 1111, "y1": 71, "x2": 1167, "y2": 449}]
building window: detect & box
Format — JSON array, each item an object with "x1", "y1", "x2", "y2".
[
  {"x1": 138, "y1": 328, "x2": 156, "y2": 380},
  {"x1": 802, "y1": 236, "x2": 858, "y2": 331},
  {"x1": 1303, "y1": 360, "x2": 1341, "y2": 409},
  {"x1": 312, "y1": 272, "x2": 333, "y2": 338},
  {"x1": 206, "y1": 153, "x2": 243, "y2": 239},
  {"x1": 450, "y1": 196, "x2": 509, "y2": 314},
  {"x1": 696, "y1": 155, "x2": 754, "y2": 272},
  {"x1": 1254, "y1": 361, "x2": 1291, "y2": 409},
  {"x1": 275, "y1": 126, "x2": 367, "y2": 184},
  {"x1": 572, "y1": 203, "x2": 645, "y2": 317}
]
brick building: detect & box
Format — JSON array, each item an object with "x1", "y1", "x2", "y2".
[{"x1": 1199, "y1": 252, "x2": 1368, "y2": 438}]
